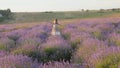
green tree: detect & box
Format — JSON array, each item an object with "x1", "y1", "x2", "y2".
[{"x1": 0, "y1": 8, "x2": 12, "y2": 22}]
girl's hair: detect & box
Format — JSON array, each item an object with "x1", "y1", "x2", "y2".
[{"x1": 54, "y1": 19, "x2": 58, "y2": 24}]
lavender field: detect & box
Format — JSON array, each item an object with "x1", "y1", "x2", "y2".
[{"x1": 0, "y1": 17, "x2": 120, "y2": 68}]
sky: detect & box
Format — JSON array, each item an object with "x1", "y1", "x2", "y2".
[{"x1": 0, "y1": 0, "x2": 120, "y2": 12}]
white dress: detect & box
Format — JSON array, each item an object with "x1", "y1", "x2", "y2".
[{"x1": 51, "y1": 24, "x2": 61, "y2": 35}]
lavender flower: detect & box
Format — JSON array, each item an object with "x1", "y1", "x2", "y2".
[
  {"x1": 0, "y1": 50, "x2": 8, "y2": 57},
  {"x1": 73, "y1": 38, "x2": 108, "y2": 63},
  {"x1": 0, "y1": 55, "x2": 39, "y2": 68},
  {"x1": 0, "y1": 37, "x2": 15, "y2": 51},
  {"x1": 108, "y1": 32, "x2": 120, "y2": 46},
  {"x1": 41, "y1": 61, "x2": 83, "y2": 68},
  {"x1": 87, "y1": 46, "x2": 120, "y2": 68},
  {"x1": 38, "y1": 36, "x2": 72, "y2": 62}
]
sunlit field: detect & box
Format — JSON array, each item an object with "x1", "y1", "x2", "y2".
[{"x1": 0, "y1": 9, "x2": 120, "y2": 68}]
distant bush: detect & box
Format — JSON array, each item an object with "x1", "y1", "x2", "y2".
[
  {"x1": 0, "y1": 9, "x2": 12, "y2": 22},
  {"x1": 44, "y1": 11, "x2": 53, "y2": 13}
]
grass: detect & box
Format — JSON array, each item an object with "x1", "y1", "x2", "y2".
[{"x1": 4, "y1": 10, "x2": 120, "y2": 23}]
